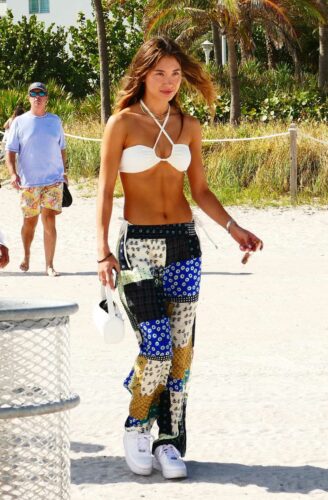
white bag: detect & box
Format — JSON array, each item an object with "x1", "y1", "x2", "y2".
[{"x1": 93, "y1": 286, "x2": 125, "y2": 344}]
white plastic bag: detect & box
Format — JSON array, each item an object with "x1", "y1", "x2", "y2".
[{"x1": 93, "y1": 286, "x2": 124, "y2": 344}]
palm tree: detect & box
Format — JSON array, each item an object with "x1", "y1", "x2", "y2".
[
  {"x1": 310, "y1": 0, "x2": 328, "y2": 90},
  {"x1": 319, "y1": 21, "x2": 328, "y2": 90},
  {"x1": 93, "y1": 0, "x2": 111, "y2": 122},
  {"x1": 145, "y1": 0, "x2": 294, "y2": 124},
  {"x1": 212, "y1": 21, "x2": 222, "y2": 66}
]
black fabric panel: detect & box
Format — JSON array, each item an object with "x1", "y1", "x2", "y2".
[
  {"x1": 153, "y1": 397, "x2": 187, "y2": 457},
  {"x1": 124, "y1": 279, "x2": 166, "y2": 323},
  {"x1": 165, "y1": 235, "x2": 201, "y2": 266},
  {"x1": 157, "y1": 389, "x2": 172, "y2": 436}
]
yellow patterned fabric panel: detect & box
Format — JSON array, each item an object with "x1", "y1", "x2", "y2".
[
  {"x1": 128, "y1": 356, "x2": 169, "y2": 421},
  {"x1": 170, "y1": 338, "x2": 193, "y2": 380}
]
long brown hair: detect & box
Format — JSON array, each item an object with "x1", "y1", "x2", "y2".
[{"x1": 115, "y1": 36, "x2": 216, "y2": 113}]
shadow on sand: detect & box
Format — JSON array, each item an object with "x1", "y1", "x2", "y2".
[
  {"x1": 201, "y1": 271, "x2": 252, "y2": 276},
  {"x1": 71, "y1": 441, "x2": 105, "y2": 454},
  {"x1": 70, "y1": 454, "x2": 328, "y2": 493},
  {"x1": 0, "y1": 271, "x2": 97, "y2": 277},
  {"x1": 1, "y1": 271, "x2": 250, "y2": 278}
]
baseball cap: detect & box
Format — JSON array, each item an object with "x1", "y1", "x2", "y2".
[{"x1": 28, "y1": 82, "x2": 48, "y2": 93}]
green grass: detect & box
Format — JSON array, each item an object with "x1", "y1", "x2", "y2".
[{"x1": 1, "y1": 120, "x2": 328, "y2": 206}]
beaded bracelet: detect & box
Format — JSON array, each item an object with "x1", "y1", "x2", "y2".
[{"x1": 97, "y1": 252, "x2": 113, "y2": 264}]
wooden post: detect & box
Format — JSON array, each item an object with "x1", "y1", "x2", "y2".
[{"x1": 289, "y1": 123, "x2": 298, "y2": 203}]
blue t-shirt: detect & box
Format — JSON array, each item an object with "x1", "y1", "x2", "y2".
[{"x1": 6, "y1": 111, "x2": 66, "y2": 187}]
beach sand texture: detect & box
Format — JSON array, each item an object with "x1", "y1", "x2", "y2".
[{"x1": 1, "y1": 184, "x2": 328, "y2": 499}]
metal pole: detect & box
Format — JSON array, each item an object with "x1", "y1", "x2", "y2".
[
  {"x1": 289, "y1": 123, "x2": 298, "y2": 203},
  {"x1": 222, "y1": 35, "x2": 227, "y2": 65}
]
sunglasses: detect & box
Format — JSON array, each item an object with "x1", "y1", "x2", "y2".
[{"x1": 29, "y1": 91, "x2": 47, "y2": 97}]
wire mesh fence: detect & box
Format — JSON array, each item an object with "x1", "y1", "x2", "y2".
[{"x1": 0, "y1": 301, "x2": 79, "y2": 500}]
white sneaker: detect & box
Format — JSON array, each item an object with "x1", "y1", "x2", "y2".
[
  {"x1": 123, "y1": 429, "x2": 153, "y2": 475},
  {"x1": 153, "y1": 444, "x2": 187, "y2": 479}
]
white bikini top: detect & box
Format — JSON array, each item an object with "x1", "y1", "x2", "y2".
[{"x1": 119, "y1": 99, "x2": 191, "y2": 173}]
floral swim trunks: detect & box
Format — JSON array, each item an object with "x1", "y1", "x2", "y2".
[{"x1": 20, "y1": 182, "x2": 63, "y2": 218}]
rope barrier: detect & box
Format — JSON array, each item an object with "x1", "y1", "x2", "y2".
[
  {"x1": 64, "y1": 132, "x2": 101, "y2": 142},
  {"x1": 63, "y1": 130, "x2": 289, "y2": 143},
  {"x1": 299, "y1": 132, "x2": 328, "y2": 147},
  {"x1": 2, "y1": 127, "x2": 328, "y2": 146},
  {"x1": 202, "y1": 132, "x2": 289, "y2": 143},
  {"x1": 0, "y1": 124, "x2": 326, "y2": 201}
]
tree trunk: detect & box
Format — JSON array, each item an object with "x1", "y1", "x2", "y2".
[
  {"x1": 291, "y1": 48, "x2": 301, "y2": 82},
  {"x1": 240, "y1": 10, "x2": 253, "y2": 64},
  {"x1": 265, "y1": 32, "x2": 275, "y2": 70},
  {"x1": 226, "y1": 31, "x2": 241, "y2": 125},
  {"x1": 211, "y1": 21, "x2": 222, "y2": 67},
  {"x1": 240, "y1": 39, "x2": 253, "y2": 64},
  {"x1": 93, "y1": 0, "x2": 111, "y2": 123},
  {"x1": 319, "y1": 23, "x2": 328, "y2": 91}
]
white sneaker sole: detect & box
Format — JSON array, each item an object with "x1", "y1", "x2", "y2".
[
  {"x1": 123, "y1": 436, "x2": 152, "y2": 476},
  {"x1": 124, "y1": 455, "x2": 152, "y2": 476},
  {"x1": 153, "y1": 456, "x2": 187, "y2": 479}
]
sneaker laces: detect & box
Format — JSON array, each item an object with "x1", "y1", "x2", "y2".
[
  {"x1": 159, "y1": 444, "x2": 181, "y2": 461},
  {"x1": 137, "y1": 432, "x2": 152, "y2": 453}
]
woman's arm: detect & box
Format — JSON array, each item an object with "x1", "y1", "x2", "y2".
[
  {"x1": 187, "y1": 118, "x2": 263, "y2": 253},
  {"x1": 96, "y1": 114, "x2": 126, "y2": 287}
]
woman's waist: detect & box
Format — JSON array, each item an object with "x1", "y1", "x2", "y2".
[
  {"x1": 123, "y1": 200, "x2": 192, "y2": 227},
  {"x1": 122, "y1": 219, "x2": 197, "y2": 239}
]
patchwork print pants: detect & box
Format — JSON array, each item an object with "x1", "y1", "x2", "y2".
[{"x1": 117, "y1": 221, "x2": 202, "y2": 456}]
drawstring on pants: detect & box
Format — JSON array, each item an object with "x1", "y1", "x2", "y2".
[{"x1": 119, "y1": 218, "x2": 132, "y2": 269}]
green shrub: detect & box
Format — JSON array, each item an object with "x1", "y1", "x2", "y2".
[
  {"x1": 209, "y1": 63, "x2": 328, "y2": 123},
  {"x1": 63, "y1": 120, "x2": 328, "y2": 205}
]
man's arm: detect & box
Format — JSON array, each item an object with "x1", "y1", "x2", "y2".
[
  {"x1": 6, "y1": 151, "x2": 20, "y2": 189},
  {"x1": 0, "y1": 228, "x2": 6, "y2": 247},
  {"x1": 0, "y1": 229, "x2": 9, "y2": 269},
  {"x1": 0, "y1": 245, "x2": 9, "y2": 269}
]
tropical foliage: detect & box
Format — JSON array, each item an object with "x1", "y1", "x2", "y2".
[
  {"x1": 144, "y1": 0, "x2": 325, "y2": 123},
  {"x1": 0, "y1": 2, "x2": 144, "y2": 97},
  {"x1": 1, "y1": 0, "x2": 328, "y2": 124}
]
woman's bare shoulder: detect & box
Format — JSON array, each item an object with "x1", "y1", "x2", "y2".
[
  {"x1": 182, "y1": 114, "x2": 202, "y2": 140},
  {"x1": 107, "y1": 106, "x2": 141, "y2": 128},
  {"x1": 183, "y1": 114, "x2": 201, "y2": 127},
  {"x1": 104, "y1": 109, "x2": 135, "y2": 135}
]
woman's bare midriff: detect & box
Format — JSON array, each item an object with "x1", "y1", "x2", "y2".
[{"x1": 120, "y1": 164, "x2": 193, "y2": 225}]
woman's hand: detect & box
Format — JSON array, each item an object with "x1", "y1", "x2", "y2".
[
  {"x1": 230, "y1": 223, "x2": 263, "y2": 263},
  {"x1": 98, "y1": 254, "x2": 121, "y2": 289}
]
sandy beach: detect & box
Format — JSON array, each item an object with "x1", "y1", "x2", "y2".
[{"x1": 1, "y1": 183, "x2": 328, "y2": 499}]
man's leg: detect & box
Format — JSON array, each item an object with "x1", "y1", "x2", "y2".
[
  {"x1": 20, "y1": 215, "x2": 39, "y2": 272},
  {"x1": 19, "y1": 186, "x2": 41, "y2": 272},
  {"x1": 41, "y1": 208, "x2": 59, "y2": 276},
  {"x1": 40, "y1": 183, "x2": 63, "y2": 276}
]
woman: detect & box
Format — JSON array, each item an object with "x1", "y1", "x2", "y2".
[
  {"x1": 1, "y1": 104, "x2": 25, "y2": 158},
  {"x1": 97, "y1": 36, "x2": 263, "y2": 479},
  {"x1": 2, "y1": 104, "x2": 25, "y2": 141}
]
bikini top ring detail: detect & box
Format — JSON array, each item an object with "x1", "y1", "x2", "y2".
[{"x1": 119, "y1": 99, "x2": 191, "y2": 173}]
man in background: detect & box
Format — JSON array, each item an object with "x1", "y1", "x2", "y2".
[{"x1": 5, "y1": 82, "x2": 68, "y2": 277}]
